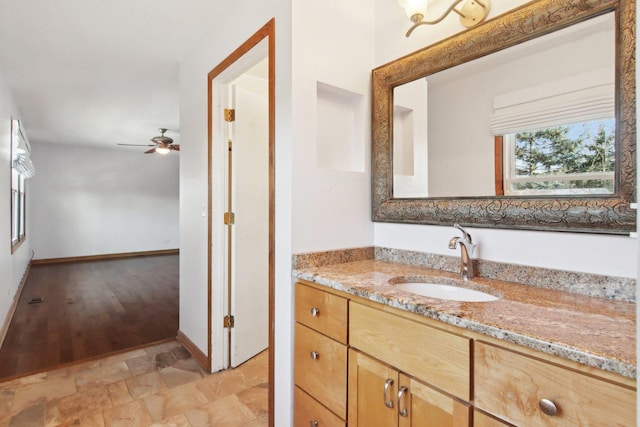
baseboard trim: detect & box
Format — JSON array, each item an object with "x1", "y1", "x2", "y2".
[
  {"x1": 32, "y1": 249, "x2": 179, "y2": 265},
  {"x1": 0, "y1": 261, "x2": 31, "y2": 349},
  {"x1": 177, "y1": 330, "x2": 210, "y2": 372}
]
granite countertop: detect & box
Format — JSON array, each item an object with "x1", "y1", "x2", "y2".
[{"x1": 293, "y1": 259, "x2": 636, "y2": 379}]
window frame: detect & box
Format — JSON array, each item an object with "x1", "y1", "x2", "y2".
[
  {"x1": 499, "y1": 121, "x2": 616, "y2": 197},
  {"x1": 10, "y1": 119, "x2": 27, "y2": 253}
]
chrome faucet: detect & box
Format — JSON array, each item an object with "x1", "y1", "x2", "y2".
[{"x1": 448, "y1": 224, "x2": 476, "y2": 280}]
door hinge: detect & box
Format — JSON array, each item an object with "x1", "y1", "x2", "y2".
[
  {"x1": 224, "y1": 109, "x2": 235, "y2": 122},
  {"x1": 224, "y1": 212, "x2": 235, "y2": 225},
  {"x1": 224, "y1": 315, "x2": 235, "y2": 328}
]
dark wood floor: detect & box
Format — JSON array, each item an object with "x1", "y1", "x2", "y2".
[{"x1": 0, "y1": 254, "x2": 178, "y2": 379}]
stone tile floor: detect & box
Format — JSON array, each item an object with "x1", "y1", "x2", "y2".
[{"x1": 0, "y1": 341, "x2": 268, "y2": 426}]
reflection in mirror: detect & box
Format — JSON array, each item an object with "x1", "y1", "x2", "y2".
[
  {"x1": 393, "y1": 79, "x2": 428, "y2": 197},
  {"x1": 373, "y1": 0, "x2": 635, "y2": 233},
  {"x1": 501, "y1": 118, "x2": 615, "y2": 196},
  {"x1": 392, "y1": 13, "x2": 614, "y2": 199}
]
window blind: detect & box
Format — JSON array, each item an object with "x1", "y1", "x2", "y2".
[
  {"x1": 11, "y1": 120, "x2": 35, "y2": 178},
  {"x1": 490, "y1": 69, "x2": 614, "y2": 135}
]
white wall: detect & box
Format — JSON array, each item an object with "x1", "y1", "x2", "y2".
[
  {"x1": 178, "y1": 2, "x2": 294, "y2": 425},
  {"x1": 0, "y1": 66, "x2": 32, "y2": 342},
  {"x1": 29, "y1": 142, "x2": 179, "y2": 259},
  {"x1": 393, "y1": 78, "x2": 429, "y2": 197},
  {"x1": 374, "y1": 0, "x2": 636, "y2": 279},
  {"x1": 291, "y1": 0, "x2": 375, "y2": 253}
]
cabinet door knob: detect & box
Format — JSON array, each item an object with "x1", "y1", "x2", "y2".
[
  {"x1": 310, "y1": 421, "x2": 319, "y2": 427},
  {"x1": 310, "y1": 351, "x2": 320, "y2": 360},
  {"x1": 397, "y1": 386, "x2": 409, "y2": 417},
  {"x1": 310, "y1": 307, "x2": 320, "y2": 316},
  {"x1": 539, "y1": 398, "x2": 558, "y2": 416},
  {"x1": 383, "y1": 378, "x2": 394, "y2": 408}
]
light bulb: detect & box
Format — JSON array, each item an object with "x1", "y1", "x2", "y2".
[
  {"x1": 398, "y1": 0, "x2": 427, "y2": 21},
  {"x1": 156, "y1": 146, "x2": 171, "y2": 155}
]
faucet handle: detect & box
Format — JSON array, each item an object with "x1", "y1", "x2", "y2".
[{"x1": 453, "y1": 223, "x2": 473, "y2": 244}]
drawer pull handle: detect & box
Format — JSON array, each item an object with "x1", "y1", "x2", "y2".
[
  {"x1": 383, "y1": 378, "x2": 394, "y2": 408},
  {"x1": 539, "y1": 399, "x2": 558, "y2": 416},
  {"x1": 310, "y1": 307, "x2": 320, "y2": 316},
  {"x1": 310, "y1": 421, "x2": 319, "y2": 427},
  {"x1": 397, "y1": 386, "x2": 408, "y2": 417},
  {"x1": 310, "y1": 351, "x2": 320, "y2": 360}
]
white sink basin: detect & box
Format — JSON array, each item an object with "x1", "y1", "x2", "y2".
[{"x1": 394, "y1": 282, "x2": 499, "y2": 302}]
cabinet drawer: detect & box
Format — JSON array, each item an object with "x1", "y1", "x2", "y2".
[
  {"x1": 295, "y1": 386, "x2": 346, "y2": 427},
  {"x1": 294, "y1": 323, "x2": 347, "y2": 418},
  {"x1": 473, "y1": 410, "x2": 511, "y2": 427},
  {"x1": 295, "y1": 283, "x2": 348, "y2": 344},
  {"x1": 349, "y1": 302, "x2": 471, "y2": 400},
  {"x1": 475, "y1": 342, "x2": 636, "y2": 426}
]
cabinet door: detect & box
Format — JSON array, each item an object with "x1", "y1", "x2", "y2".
[
  {"x1": 348, "y1": 349, "x2": 399, "y2": 427},
  {"x1": 398, "y1": 374, "x2": 471, "y2": 427},
  {"x1": 350, "y1": 302, "x2": 471, "y2": 400}
]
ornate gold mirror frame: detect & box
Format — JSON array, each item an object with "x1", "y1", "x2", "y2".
[{"x1": 372, "y1": 0, "x2": 636, "y2": 234}]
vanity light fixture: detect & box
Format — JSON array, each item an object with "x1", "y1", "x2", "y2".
[{"x1": 398, "y1": 0, "x2": 491, "y2": 37}]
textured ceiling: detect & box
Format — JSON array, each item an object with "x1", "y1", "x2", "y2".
[{"x1": 0, "y1": 0, "x2": 225, "y2": 149}]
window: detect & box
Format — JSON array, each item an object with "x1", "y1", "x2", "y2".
[
  {"x1": 502, "y1": 118, "x2": 615, "y2": 196},
  {"x1": 10, "y1": 119, "x2": 33, "y2": 252}
]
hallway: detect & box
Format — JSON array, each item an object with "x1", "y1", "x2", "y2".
[
  {"x1": 0, "y1": 340, "x2": 268, "y2": 426},
  {"x1": 0, "y1": 254, "x2": 179, "y2": 379}
]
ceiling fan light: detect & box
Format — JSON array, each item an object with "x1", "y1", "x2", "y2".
[{"x1": 156, "y1": 146, "x2": 171, "y2": 155}]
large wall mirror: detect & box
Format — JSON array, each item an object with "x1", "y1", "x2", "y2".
[{"x1": 372, "y1": 0, "x2": 636, "y2": 234}]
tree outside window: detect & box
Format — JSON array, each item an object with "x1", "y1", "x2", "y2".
[{"x1": 503, "y1": 118, "x2": 615, "y2": 195}]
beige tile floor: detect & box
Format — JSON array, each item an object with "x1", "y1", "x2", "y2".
[{"x1": 0, "y1": 341, "x2": 268, "y2": 427}]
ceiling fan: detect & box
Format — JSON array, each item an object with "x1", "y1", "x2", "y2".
[{"x1": 117, "y1": 128, "x2": 180, "y2": 154}]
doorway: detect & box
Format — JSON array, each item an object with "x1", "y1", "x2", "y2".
[
  {"x1": 224, "y1": 57, "x2": 270, "y2": 368},
  {"x1": 207, "y1": 19, "x2": 275, "y2": 427}
]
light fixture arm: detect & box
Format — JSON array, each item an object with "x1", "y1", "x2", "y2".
[{"x1": 405, "y1": 0, "x2": 490, "y2": 37}]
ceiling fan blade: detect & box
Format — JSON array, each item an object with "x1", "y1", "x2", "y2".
[
  {"x1": 144, "y1": 147, "x2": 157, "y2": 154},
  {"x1": 171, "y1": 144, "x2": 180, "y2": 151},
  {"x1": 117, "y1": 143, "x2": 155, "y2": 147}
]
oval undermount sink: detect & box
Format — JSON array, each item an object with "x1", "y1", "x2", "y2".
[
  {"x1": 389, "y1": 276, "x2": 500, "y2": 302},
  {"x1": 395, "y1": 283, "x2": 499, "y2": 302}
]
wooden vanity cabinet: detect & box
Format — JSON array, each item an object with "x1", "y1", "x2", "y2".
[
  {"x1": 295, "y1": 387, "x2": 345, "y2": 427},
  {"x1": 349, "y1": 302, "x2": 471, "y2": 401},
  {"x1": 293, "y1": 280, "x2": 636, "y2": 427},
  {"x1": 474, "y1": 341, "x2": 636, "y2": 426},
  {"x1": 348, "y1": 301, "x2": 472, "y2": 426},
  {"x1": 348, "y1": 349, "x2": 471, "y2": 427},
  {"x1": 294, "y1": 283, "x2": 348, "y2": 426},
  {"x1": 473, "y1": 411, "x2": 512, "y2": 427}
]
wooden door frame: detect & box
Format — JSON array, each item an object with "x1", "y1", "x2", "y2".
[{"x1": 207, "y1": 19, "x2": 275, "y2": 427}]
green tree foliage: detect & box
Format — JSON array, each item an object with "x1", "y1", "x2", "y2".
[{"x1": 513, "y1": 119, "x2": 615, "y2": 191}]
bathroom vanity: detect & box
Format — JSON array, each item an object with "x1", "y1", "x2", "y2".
[
  {"x1": 292, "y1": 0, "x2": 638, "y2": 424},
  {"x1": 292, "y1": 259, "x2": 636, "y2": 427}
]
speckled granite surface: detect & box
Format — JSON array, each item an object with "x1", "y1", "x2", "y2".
[
  {"x1": 294, "y1": 247, "x2": 636, "y2": 302},
  {"x1": 293, "y1": 256, "x2": 636, "y2": 379},
  {"x1": 292, "y1": 247, "x2": 375, "y2": 269},
  {"x1": 375, "y1": 247, "x2": 636, "y2": 302}
]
